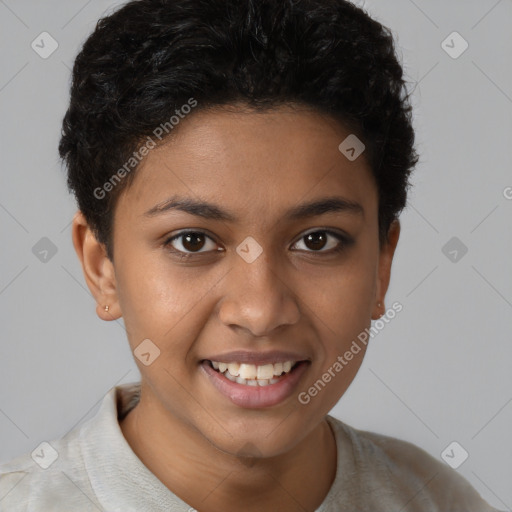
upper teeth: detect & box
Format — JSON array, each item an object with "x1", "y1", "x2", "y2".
[{"x1": 211, "y1": 361, "x2": 295, "y2": 379}]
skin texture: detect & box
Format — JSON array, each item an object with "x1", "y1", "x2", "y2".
[{"x1": 72, "y1": 104, "x2": 400, "y2": 512}]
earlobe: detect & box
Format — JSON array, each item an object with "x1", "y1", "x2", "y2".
[
  {"x1": 71, "y1": 211, "x2": 121, "y2": 321},
  {"x1": 372, "y1": 219, "x2": 401, "y2": 320},
  {"x1": 371, "y1": 301, "x2": 384, "y2": 321}
]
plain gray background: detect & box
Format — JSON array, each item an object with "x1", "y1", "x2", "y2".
[{"x1": 1, "y1": 0, "x2": 511, "y2": 509}]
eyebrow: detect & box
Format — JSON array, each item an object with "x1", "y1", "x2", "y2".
[{"x1": 144, "y1": 194, "x2": 364, "y2": 221}]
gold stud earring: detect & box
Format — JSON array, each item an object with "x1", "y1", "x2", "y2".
[{"x1": 104, "y1": 305, "x2": 109, "y2": 312}]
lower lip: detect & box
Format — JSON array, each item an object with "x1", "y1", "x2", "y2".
[{"x1": 200, "y1": 361, "x2": 309, "y2": 408}]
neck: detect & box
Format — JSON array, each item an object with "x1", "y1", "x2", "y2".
[{"x1": 119, "y1": 387, "x2": 337, "y2": 512}]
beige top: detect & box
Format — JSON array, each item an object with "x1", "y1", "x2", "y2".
[{"x1": 0, "y1": 382, "x2": 501, "y2": 511}]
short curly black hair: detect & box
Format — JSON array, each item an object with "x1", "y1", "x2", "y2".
[{"x1": 59, "y1": 0, "x2": 419, "y2": 261}]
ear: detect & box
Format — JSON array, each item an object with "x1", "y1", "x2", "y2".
[
  {"x1": 71, "y1": 211, "x2": 121, "y2": 321},
  {"x1": 371, "y1": 219, "x2": 400, "y2": 320}
]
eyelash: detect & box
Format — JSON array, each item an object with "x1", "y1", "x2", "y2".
[{"x1": 163, "y1": 229, "x2": 353, "y2": 259}]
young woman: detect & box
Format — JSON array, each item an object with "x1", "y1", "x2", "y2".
[{"x1": 0, "y1": 0, "x2": 502, "y2": 510}]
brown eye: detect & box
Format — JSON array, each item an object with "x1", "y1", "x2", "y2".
[
  {"x1": 181, "y1": 232, "x2": 206, "y2": 252},
  {"x1": 292, "y1": 230, "x2": 351, "y2": 254},
  {"x1": 165, "y1": 231, "x2": 219, "y2": 255},
  {"x1": 304, "y1": 232, "x2": 328, "y2": 251}
]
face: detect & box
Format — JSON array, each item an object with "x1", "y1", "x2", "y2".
[{"x1": 77, "y1": 104, "x2": 399, "y2": 459}]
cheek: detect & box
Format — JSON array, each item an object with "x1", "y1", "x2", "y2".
[
  {"x1": 115, "y1": 252, "x2": 219, "y2": 351},
  {"x1": 296, "y1": 268, "x2": 373, "y2": 415},
  {"x1": 296, "y1": 247, "x2": 377, "y2": 399},
  {"x1": 303, "y1": 254, "x2": 377, "y2": 332}
]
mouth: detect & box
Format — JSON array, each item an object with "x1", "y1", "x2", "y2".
[
  {"x1": 206, "y1": 359, "x2": 301, "y2": 385},
  {"x1": 200, "y1": 358, "x2": 309, "y2": 408}
]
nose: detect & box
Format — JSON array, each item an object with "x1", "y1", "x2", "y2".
[{"x1": 217, "y1": 249, "x2": 301, "y2": 337}]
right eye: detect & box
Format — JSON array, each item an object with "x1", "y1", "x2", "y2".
[{"x1": 163, "y1": 230, "x2": 222, "y2": 257}]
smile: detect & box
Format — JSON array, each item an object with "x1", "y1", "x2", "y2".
[
  {"x1": 200, "y1": 359, "x2": 309, "y2": 408},
  {"x1": 208, "y1": 360, "x2": 297, "y2": 386}
]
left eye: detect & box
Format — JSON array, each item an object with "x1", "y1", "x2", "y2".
[{"x1": 291, "y1": 230, "x2": 347, "y2": 253}]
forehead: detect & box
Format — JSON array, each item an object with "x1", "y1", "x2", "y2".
[{"x1": 116, "y1": 105, "x2": 377, "y2": 226}]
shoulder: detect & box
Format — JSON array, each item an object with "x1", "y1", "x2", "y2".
[
  {"x1": 0, "y1": 433, "x2": 101, "y2": 511},
  {"x1": 326, "y1": 415, "x2": 502, "y2": 512},
  {"x1": 0, "y1": 383, "x2": 140, "y2": 511}
]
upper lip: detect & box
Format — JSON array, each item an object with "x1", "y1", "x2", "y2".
[{"x1": 202, "y1": 350, "x2": 310, "y2": 365}]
